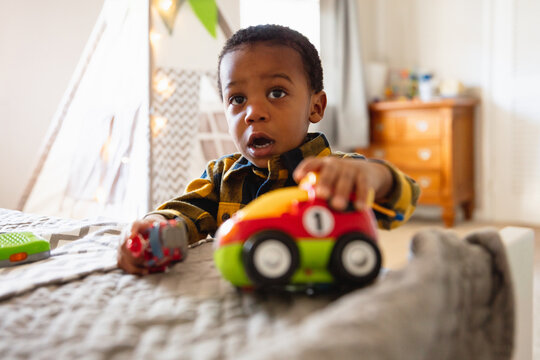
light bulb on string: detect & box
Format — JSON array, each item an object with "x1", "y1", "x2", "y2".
[
  {"x1": 158, "y1": 0, "x2": 174, "y2": 12},
  {"x1": 150, "y1": 29, "x2": 162, "y2": 45},
  {"x1": 154, "y1": 72, "x2": 175, "y2": 99},
  {"x1": 95, "y1": 186, "x2": 107, "y2": 204},
  {"x1": 151, "y1": 115, "x2": 168, "y2": 137}
]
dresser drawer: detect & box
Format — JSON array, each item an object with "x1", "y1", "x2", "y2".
[
  {"x1": 404, "y1": 170, "x2": 441, "y2": 203},
  {"x1": 371, "y1": 109, "x2": 442, "y2": 143},
  {"x1": 367, "y1": 144, "x2": 441, "y2": 170}
]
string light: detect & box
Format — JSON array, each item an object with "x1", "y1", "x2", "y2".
[
  {"x1": 156, "y1": 78, "x2": 169, "y2": 93},
  {"x1": 154, "y1": 72, "x2": 175, "y2": 99},
  {"x1": 151, "y1": 116, "x2": 168, "y2": 137},
  {"x1": 150, "y1": 29, "x2": 162, "y2": 45},
  {"x1": 99, "y1": 136, "x2": 117, "y2": 163},
  {"x1": 100, "y1": 136, "x2": 111, "y2": 162},
  {"x1": 158, "y1": 0, "x2": 174, "y2": 12},
  {"x1": 95, "y1": 186, "x2": 107, "y2": 204}
]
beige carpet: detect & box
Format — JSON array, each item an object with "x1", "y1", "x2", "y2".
[{"x1": 377, "y1": 217, "x2": 540, "y2": 359}]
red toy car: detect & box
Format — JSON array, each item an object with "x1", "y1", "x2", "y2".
[
  {"x1": 214, "y1": 173, "x2": 398, "y2": 289},
  {"x1": 126, "y1": 219, "x2": 188, "y2": 273}
]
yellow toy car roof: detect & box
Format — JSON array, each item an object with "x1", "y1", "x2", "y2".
[{"x1": 236, "y1": 186, "x2": 309, "y2": 221}]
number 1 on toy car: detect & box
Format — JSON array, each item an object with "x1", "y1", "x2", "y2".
[{"x1": 302, "y1": 206, "x2": 335, "y2": 237}]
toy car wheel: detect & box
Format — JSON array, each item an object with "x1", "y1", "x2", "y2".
[
  {"x1": 329, "y1": 232, "x2": 381, "y2": 286},
  {"x1": 242, "y1": 230, "x2": 299, "y2": 287}
]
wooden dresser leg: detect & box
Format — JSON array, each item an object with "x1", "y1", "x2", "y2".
[
  {"x1": 462, "y1": 201, "x2": 474, "y2": 220},
  {"x1": 442, "y1": 206, "x2": 455, "y2": 227}
]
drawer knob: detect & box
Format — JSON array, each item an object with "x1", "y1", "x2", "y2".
[
  {"x1": 417, "y1": 148, "x2": 432, "y2": 161},
  {"x1": 376, "y1": 123, "x2": 385, "y2": 132},
  {"x1": 415, "y1": 120, "x2": 429, "y2": 132},
  {"x1": 373, "y1": 149, "x2": 385, "y2": 158},
  {"x1": 419, "y1": 177, "x2": 431, "y2": 188}
]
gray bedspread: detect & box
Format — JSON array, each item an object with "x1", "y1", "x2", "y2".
[{"x1": 0, "y1": 209, "x2": 514, "y2": 360}]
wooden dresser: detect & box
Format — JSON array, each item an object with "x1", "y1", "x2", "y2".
[{"x1": 356, "y1": 98, "x2": 478, "y2": 227}]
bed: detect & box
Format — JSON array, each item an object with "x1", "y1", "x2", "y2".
[{"x1": 0, "y1": 208, "x2": 533, "y2": 360}]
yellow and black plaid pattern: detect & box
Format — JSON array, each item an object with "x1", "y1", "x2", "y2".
[{"x1": 148, "y1": 133, "x2": 420, "y2": 244}]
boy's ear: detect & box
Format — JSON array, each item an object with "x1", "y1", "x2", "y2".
[{"x1": 309, "y1": 91, "x2": 327, "y2": 124}]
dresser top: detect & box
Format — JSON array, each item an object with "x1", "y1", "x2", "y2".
[{"x1": 370, "y1": 97, "x2": 479, "y2": 111}]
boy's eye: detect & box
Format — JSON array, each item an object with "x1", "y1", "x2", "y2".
[
  {"x1": 268, "y1": 89, "x2": 286, "y2": 99},
  {"x1": 229, "y1": 95, "x2": 246, "y2": 105}
]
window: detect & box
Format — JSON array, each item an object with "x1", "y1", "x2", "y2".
[{"x1": 239, "y1": 0, "x2": 320, "y2": 50}]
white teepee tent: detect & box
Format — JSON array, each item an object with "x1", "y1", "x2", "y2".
[{"x1": 19, "y1": 0, "x2": 235, "y2": 221}]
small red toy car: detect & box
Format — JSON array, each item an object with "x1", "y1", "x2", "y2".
[{"x1": 126, "y1": 219, "x2": 188, "y2": 273}]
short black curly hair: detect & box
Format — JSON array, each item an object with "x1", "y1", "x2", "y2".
[{"x1": 217, "y1": 24, "x2": 324, "y2": 99}]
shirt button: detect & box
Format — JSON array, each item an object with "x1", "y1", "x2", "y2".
[{"x1": 222, "y1": 213, "x2": 230, "y2": 221}]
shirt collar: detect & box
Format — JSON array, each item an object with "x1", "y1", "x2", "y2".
[{"x1": 223, "y1": 132, "x2": 331, "y2": 181}]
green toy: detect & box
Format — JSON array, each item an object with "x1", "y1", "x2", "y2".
[{"x1": 0, "y1": 232, "x2": 51, "y2": 267}]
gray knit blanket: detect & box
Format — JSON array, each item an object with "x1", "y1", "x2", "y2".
[{"x1": 0, "y1": 209, "x2": 514, "y2": 360}]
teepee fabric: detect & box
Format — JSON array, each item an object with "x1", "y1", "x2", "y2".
[
  {"x1": 20, "y1": 0, "x2": 151, "y2": 221},
  {"x1": 19, "y1": 0, "x2": 235, "y2": 221}
]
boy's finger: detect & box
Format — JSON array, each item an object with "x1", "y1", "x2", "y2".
[
  {"x1": 316, "y1": 163, "x2": 338, "y2": 199},
  {"x1": 330, "y1": 169, "x2": 354, "y2": 210},
  {"x1": 118, "y1": 238, "x2": 145, "y2": 270},
  {"x1": 118, "y1": 243, "x2": 149, "y2": 274},
  {"x1": 129, "y1": 220, "x2": 153, "y2": 237},
  {"x1": 354, "y1": 176, "x2": 369, "y2": 210},
  {"x1": 128, "y1": 221, "x2": 142, "y2": 237},
  {"x1": 293, "y1": 157, "x2": 321, "y2": 182},
  {"x1": 117, "y1": 256, "x2": 149, "y2": 275}
]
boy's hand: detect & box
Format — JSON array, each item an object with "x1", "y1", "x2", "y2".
[
  {"x1": 117, "y1": 214, "x2": 167, "y2": 275},
  {"x1": 293, "y1": 157, "x2": 393, "y2": 211}
]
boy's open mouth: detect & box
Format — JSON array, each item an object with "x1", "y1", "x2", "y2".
[
  {"x1": 248, "y1": 134, "x2": 275, "y2": 149},
  {"x1": 247, "y1": 133, "x2": 276, "y2": 160}
]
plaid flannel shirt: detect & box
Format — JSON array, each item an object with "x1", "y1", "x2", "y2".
[{"x1": 149, "y1": 133, "x2": 420, "y2": 244}]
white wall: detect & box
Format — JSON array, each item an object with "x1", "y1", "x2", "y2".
[
  {"x1": 0, "y1": 0, "x2": 104, "y2": 210},
  {"x1": 483, "y1": 0, "x2": 540, "y2": 225},
  {"x1": 364, "y1": 0, "x2": 484, "y2": 90}
]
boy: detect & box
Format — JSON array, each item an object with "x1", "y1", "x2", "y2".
[{"x1": 118, "y1": 24, "x2": 420, "y2": 275}]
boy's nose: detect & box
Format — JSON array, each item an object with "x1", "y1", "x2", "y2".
[{"x1": 244, "y1": 100, "x2": 269, "y2": 123}]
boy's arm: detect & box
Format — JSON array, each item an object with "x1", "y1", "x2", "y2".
[{"x1": 146, "y1": 162, "x2": 221, "y2": 245}]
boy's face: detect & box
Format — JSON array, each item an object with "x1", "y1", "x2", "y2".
[{"x1": 219, "y1": 43, "x2": 326, "y2": 168}]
